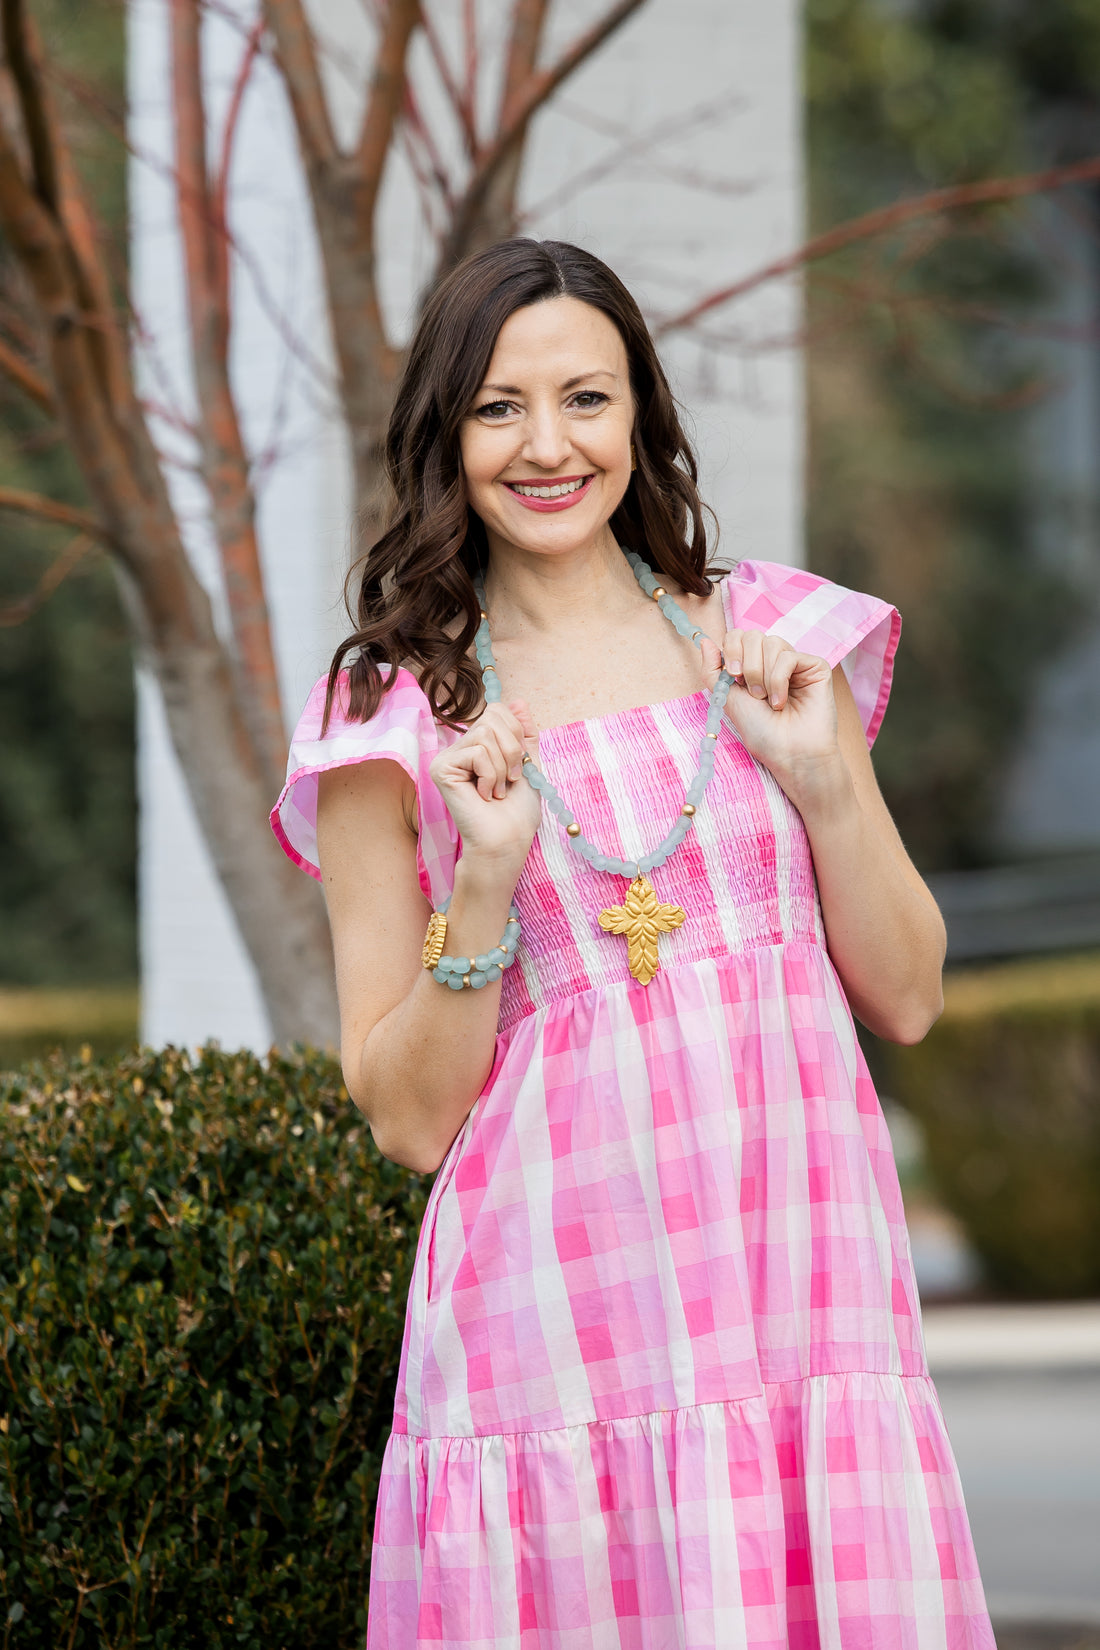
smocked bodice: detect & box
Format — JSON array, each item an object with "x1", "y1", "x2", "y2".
[{"x1": 497, "y1": 690, "x2": 826, "y2": 1031}]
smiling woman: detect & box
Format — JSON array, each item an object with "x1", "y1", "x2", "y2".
[
  {"x1": 269, "y1": 239, "x2": 994, "y2": 1649},
  {"x1": 321, "y1": 239, "x2": 710, "y2": 733}
]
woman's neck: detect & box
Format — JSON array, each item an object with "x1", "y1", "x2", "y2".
[{"x1": 481, "y1": 532, "x2": 647, "y2": 642}]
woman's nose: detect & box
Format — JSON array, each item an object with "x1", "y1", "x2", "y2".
[{"x1": 522, "y1": 412, "x2": 572, "y2": 471}]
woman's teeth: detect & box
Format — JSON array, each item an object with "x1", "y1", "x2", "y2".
[{"x1": 509, "y1": 477, "x2": 589, "y2": 499}]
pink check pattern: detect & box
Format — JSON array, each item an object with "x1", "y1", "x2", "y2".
[{"x1": 273, "y1": 561, "x2": 993, "y2": 1649}]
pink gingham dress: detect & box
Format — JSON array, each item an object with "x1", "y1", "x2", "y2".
[{"x1": 273, "y1": 560, "x2": 994, "y2": 1650}]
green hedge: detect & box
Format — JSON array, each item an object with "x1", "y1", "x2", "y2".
[
  {"x1": 0, "y1": 1045, "x2": 428, "y2": 1647},
  {"x1": 879, "y1": 970, "x2": 1100, "y2": 1298}
]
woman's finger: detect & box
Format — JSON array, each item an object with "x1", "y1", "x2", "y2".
[
  {"x1": 699, "y1": 635, "x2": 724, "y2": 688},
  {"x1": 739, "y1": 630, "x2": 767, "y2": 699},
  {"x1": 508, "y1": 699, "x2": 541, "y2": 765},
  {"x1": 762, "y1": 642, "x2": 799, "y2": 710},
  {"x1": 722, "y1": 628, "x2": 746, "y2": 681},
  {"x1": 464, "y1": 740, "x2": 504, "y2": 802}
]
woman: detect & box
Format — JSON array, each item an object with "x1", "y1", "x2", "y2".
[{"x1": 272, "y1": 239, "x2": 993, "y2": 1648}]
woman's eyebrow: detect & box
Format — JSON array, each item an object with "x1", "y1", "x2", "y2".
[{"x1": 477, "y1": 368, "x2": 618, "y2": 396}]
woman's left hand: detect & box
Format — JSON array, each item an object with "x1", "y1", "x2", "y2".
[{"x1": 700, "y1": 627, "x2": 840, "y2": 788}]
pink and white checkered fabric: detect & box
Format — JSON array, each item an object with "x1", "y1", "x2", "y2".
[{"x1": 273, "y1": 561, "x2": 992, "y2": 1649}]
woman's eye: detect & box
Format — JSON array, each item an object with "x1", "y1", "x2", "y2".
[
  {"x1": 571, "y1": 391, "x2": 607, "y2": 410},
  {"x1": 476, "y1": 400, "x2": 514, "y2": 420}
]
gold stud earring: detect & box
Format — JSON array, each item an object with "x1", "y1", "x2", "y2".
[{"x1": 630, "y1": 442, "x2": 637, "y2": 472}]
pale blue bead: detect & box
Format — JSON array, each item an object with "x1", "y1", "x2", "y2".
[
  {"x1": 439, "y1": 955, "x2": 454, "y2": 970},
  {"x1": 452, "y1": 955, "x2": 471, "y2": 972},
  {"x1": 502, "y1": 949, "x2": 516, "y2": 968},
  {"x1": 501, "y1": 936, "x2": 516, "y2": 955},
  {"x1": 446, "y1": 974, "x2": 466, "y2": 990},
  {"x1": 474, "y1": 953, "x2": 491, "y2": 972},
  {"x1": 468, "y1": 970, "x2": 488, "y2": 989},
  {"x1": 432, "y1": 966, "x2": 449, "y2": 984},
  {"x1": 485, "y1": 963, "x2": 502, "y2": 982},
  {"x1": 489, "y1": 946, "x2": 507, "y2": 966}
]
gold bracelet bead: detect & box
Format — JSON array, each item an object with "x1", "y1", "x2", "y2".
[
  {"x1": 422, "y1": 911, "x2": 448, "y2": 970},
  {"x1": 681, "y1": 804, "x2": 696, "y2": 817},
  {"x1": 566, "y1": 822, "x2": 581, "y2": 837},
  {"x1": 651, "y1": 586, "x2": 667, "y2": 601}
]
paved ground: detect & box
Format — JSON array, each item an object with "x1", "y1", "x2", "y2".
[{"x1": 923, "y1": 1304, "x2": 1100, "y2": 1644}]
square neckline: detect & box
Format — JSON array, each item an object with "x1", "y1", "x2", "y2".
[{"x1": 475, "y1": 566, "x2": 738, "y2": 744}]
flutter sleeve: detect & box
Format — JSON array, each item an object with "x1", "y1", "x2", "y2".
[
  {"x1": 270, "y1": 666, "x2": 459, "y2": 906},
  {"x1": 723, "y1": 559, "x2": 901, "y2": 745}
]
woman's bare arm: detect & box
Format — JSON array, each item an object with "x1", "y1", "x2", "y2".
[
  {"x1": 316, "y1": 700, "x2": 541, "y2": 1174},
  {"x1": 703, "y1": 631, "x2": 945, "y2": 1045},
  {"x1": 785, "y1": 669, "x2": 945, "y2": 1043}
]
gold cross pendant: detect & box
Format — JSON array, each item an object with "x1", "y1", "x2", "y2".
[{"x1": 598, "y1": 874, "x2": 686, "y2": 987}]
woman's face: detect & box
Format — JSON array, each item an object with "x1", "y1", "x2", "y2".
[{"x1": 459, "y1": 296, "x2": 634, "y2": 563}]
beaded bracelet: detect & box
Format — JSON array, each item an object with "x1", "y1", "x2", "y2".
[{"x1": 422, "y1": 900, "x2": 522, "y2": 990}]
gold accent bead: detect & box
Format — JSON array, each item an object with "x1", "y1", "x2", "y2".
[
  {"x1": 566, "y1": 822, "x2": 581, "y2": 837},
  {"x1": 681, "y1": 804, "x2": 696, "y2": 817},
  {"x1": 462, "y1": 974, "x2": 471, "y2": 988},
  {"x1": 652, "y1": 586, "x2": 667, "y2": 600},
  {"x1": 422, "y1": 911, "x2": 448, "y2": 971},
  {"x1": 483, "y1": 663, "x2": 495, "y2": 673},
  {"x1": 522, "y1": 751, "x2": 533, "y2": 764},
  {"x1": 706, "y1": 731, "x2": 719, "y2": 740},
  {"x1": 480, "y1": 610, "x2": 488, "y2": 620}
]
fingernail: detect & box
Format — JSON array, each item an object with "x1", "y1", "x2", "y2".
[
  {"x1": 770, "y1": 694, "x2": 781, "y2": 708},
  {"x1": 751, "y1": 684, "x2": 766, "y2": 699}
]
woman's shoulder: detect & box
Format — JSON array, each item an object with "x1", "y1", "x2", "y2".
[
  {"x1": 288, "y1": 663, "x2": 429, "y2": 749},
  {"x1": 272, "y1": 664, "x2": 458, "y2": 885},
  {"x1": 721, "y1": 558, "x2": 901, "y2": 745},
  {"x1": 722, "y1": 557, "x2": 897, "y2": 646}
]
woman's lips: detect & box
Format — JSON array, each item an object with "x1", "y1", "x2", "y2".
[{"x1": 502, "y1": 474, "x2": 595, "y2": 513}]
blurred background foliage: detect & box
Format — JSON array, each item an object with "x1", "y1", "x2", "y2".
[
  {"x1": 4, "y1": 0, "x2": 1100, "y2": 985},
  {"x1": 806, "y1": 0, "x2": 1100, "y2": 869},
  {"x1": 0, "y1": 0, "x2": 133, "y2": 990}
]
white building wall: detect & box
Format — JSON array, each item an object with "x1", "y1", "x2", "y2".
[{"x1": 130, "y1": 0, "x2": 804, "y2": 1050}]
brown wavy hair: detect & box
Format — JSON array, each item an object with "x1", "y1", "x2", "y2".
[{"x1": 324, "y1": 237, "x2": 717, "y2": 731}]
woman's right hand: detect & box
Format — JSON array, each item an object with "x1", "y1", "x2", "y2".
[{"x1": 428, "y1": 699, "x2": 542, "y2": 871}]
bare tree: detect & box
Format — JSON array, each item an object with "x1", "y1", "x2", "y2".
[{"x1": 0, "y1": 0, "x2": 646, "y2": 1044}]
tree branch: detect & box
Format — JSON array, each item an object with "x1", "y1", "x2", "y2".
[
  {"x1": 499, "y1": 0, "x2": 549, "y2": 128},
  {"x1": 0, "y1": 485, "x2": 106, "y2": 538},
  {"x1": 0, "y1": 332, "x2": 53, "y2": 412},
  {"x1": 1, "y1": 0, "x2": 59, "y2": 210},
  {"x1": 261, "y1": 0, "x2": 338, "y2": 165},
  {"x1": 655, "y1": 152, "x2": 1100, "y2": 337},
  {"x1": 214, "y1": 12, "x2": 266, "y2": 220},
  {"x1": 170, "y1": 0, "x2": 286, "y2": 785},
  {"x1": 0, "y1": 530, "x2": 93, "y2": 626},
  {"x1": 354, "y1": 0, "x2": 421, "y2": 231},
  {"x1": 436, "y1": 0, "x2": 646, "y2": 274},
  {"x1": 419, "y1": 8, "x2": 476, "y2": 157}
]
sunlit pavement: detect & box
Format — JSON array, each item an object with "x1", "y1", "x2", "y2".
[{"x1": 924, "y1": 1304, "x2": 1100, "y2": 1635}]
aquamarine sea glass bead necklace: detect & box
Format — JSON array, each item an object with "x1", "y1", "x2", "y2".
[{"x1": 473, "y1": 550, "x2": 733, "y2": 986}]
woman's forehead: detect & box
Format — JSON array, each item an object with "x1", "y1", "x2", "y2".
[{"x1": 482, "y1": 296, "x2": 626, "y2": 382}]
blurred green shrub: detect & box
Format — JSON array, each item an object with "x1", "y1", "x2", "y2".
[
  {"x1": 0, "y1": 1044, "x2": 428, "y2": 1647},
  {"x1": 881, "y1": 955, "x2": 1100, "y2": 1298}
]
